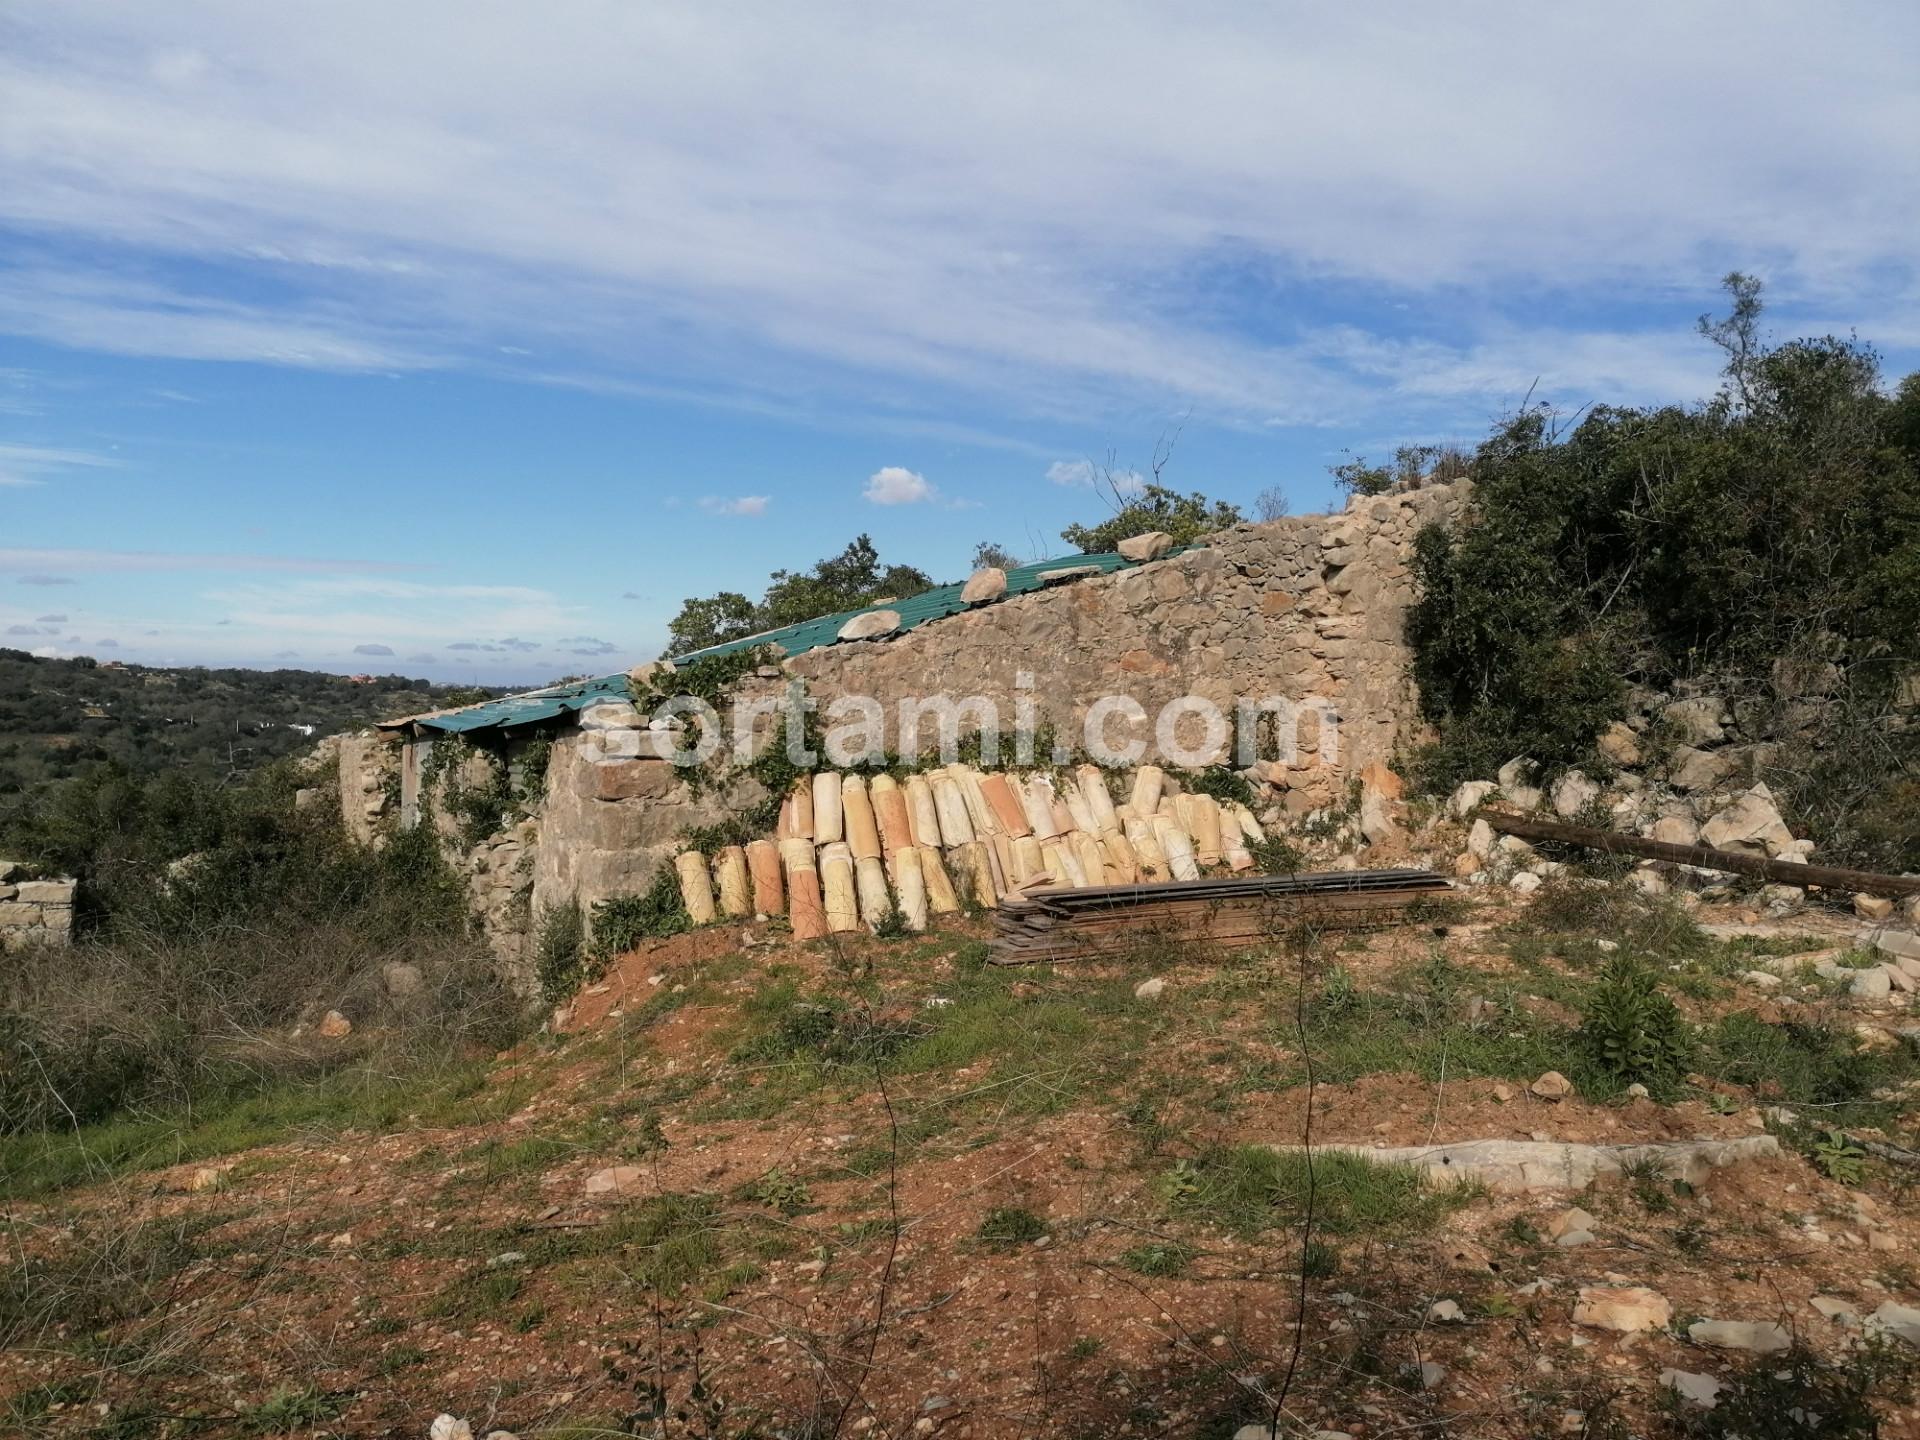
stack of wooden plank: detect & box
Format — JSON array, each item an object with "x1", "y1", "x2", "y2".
[{"x1": 988, "y1": 868, "x2": 1454, "y2": 964}]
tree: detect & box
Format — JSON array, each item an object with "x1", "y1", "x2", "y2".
[
  {"x1": 663, "y1": 535, "x2": 936, "y2": 657},
  {"x1": 1060, "y1": 484, "x2": 1243, "y2": 554},
  {"x1": 1698, "y1": 270, "x2": 1765, "y2": 411},
  {"x1": 971, "y1": 541, "x2": 1018, "y2": 570},
  {"x1": 1255, "y1": 486, "x2": 1290, "y2": 522},
  {"x1": 664, "y1": 591, "x2": 759, "y2": 655}
]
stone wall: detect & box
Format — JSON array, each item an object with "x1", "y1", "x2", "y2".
[
  {"x1": 332, "y1": 731, "x2": 399, "y2": 844},
  {"x1": 788, "y1": 482, "x2": 1461, "y2": 808},
  {"x1": 526, "y1": 717, "x2": 758, "y2": 937},
  {"x1": 0, "y1": 862, "x2": 75, "y2": 950}
]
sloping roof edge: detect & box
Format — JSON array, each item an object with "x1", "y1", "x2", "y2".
[{"x1": 386, "y1": 543, "x2": 1194, "y2": 735}]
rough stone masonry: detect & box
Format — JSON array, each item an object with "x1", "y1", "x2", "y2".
[{"x1": 0, "y1": 859, "x2": 76, "y2": 951}]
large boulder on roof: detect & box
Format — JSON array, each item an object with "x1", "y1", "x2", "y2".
[
  {"x1": 837, "y1": 609, "x2": 902, "y2": 642},
  {"x1": 961, "y1": 567, "x2": 1007, "y2": 604},
  {"x1": 1117, "y1": 531, "x2": 1174, "y2": 562}
]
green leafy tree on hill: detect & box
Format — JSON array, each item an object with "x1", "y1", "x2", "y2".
[{"x1": 664, "y1": 535, "x2": 933, "y2": 656}]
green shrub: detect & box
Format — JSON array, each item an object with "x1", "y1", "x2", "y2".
[
  {"x1": 1405, "y1": 276, "x2": 1920, "y2": 871},
  {"x1": 1575, "y1": 956, "x2": 1694, "y2": 1093},
  {"x1": 534, "y1": 901, "x2": 588, "y2": 1004},
  {"x1": 591, "y1": 869, "x2": 691, "y2": 959}
]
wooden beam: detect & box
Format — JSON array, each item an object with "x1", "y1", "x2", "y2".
[{"x1": 1481, "y1": 811, "x2": 1920, "y2": 898}]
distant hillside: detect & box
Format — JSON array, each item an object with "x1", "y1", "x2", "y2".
[{"x1": 0, "y1": 649, "x2": 499, "y2": 795}]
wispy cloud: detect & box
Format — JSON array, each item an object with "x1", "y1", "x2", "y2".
[
  {"x1": 3, "y1": 4, "x2": 1912, "y2": 433},
  {"x1": 697, "y1": 495, "x2": 770, "y2": 516},
  {"x1": 1047, "y1": 459, "x2": 1144, "y2": 495},
  {"x1": 0, "y1": 547, "x2": 418, "y2": 576},
  {"x1": 0, "y1": 442, "x2": 118, "y2": 487},
  {"x1": 16, "y1": 574, "x2": 77, "y2": 587},
  {"x1": 353, "y1": 643, "x2": 394, "y2": 656}
]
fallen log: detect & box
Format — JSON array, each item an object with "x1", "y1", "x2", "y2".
[{"x1": 1482, "y1": 811, "x2": 1920, "y2": 898}]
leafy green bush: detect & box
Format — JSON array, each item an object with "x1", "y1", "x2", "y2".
[
  {"x1": 1405, "y1": 276, "x2": 1920, "y2": 869},
  {"x1": 591, "y1": 869, "x2": 691, "y2": 959},
  {"x1": 1575, "y1": 956, "x2": 1694, "y2": 1093},
  {"x1": 535, "y1": 901, "x2": 588, "y2": 1004}
]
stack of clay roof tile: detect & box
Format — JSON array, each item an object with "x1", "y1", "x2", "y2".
[{"x1": 668, "y1": 763, "x2": 1272, "y2": 940}]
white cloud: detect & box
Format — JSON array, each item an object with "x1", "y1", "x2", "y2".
[
  {"x1": 1046, "y1": 459, "x2": 1144, "y2": 495},
  {"x1": 0, "y1": 5, "x2": 1904, "y2": 433},
  {"x1": 863, "y1": 465, "x2": 936, "y2": 505},
  {"x1": 0, "y1": 3, "x2": 1914, "y2": 434},
  {"x1": 0, "y1": 442, "x2": 118, "y2": 487},
  {"x1": 697, "y1": 494, "x2": 770, "y2": 516},
  {"x1": 0, "y1": 547, "x2": 415, "y2": 576}
]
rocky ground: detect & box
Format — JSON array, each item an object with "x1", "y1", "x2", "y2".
[{"x1": 7, "y1": 865, "x2": 1920, "y2": 1439}]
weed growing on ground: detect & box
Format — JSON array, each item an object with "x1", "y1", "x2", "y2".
[
  {"x1": 975, "y1": 1206, "x2": 1049, "y2": 1246},
  {"x1": 1160, "y1": 1145, "x2": 1468, "y2": 1238},
  {"x1": 1120, "y1": 1241, "x2": 1196, "y2": 1277}
]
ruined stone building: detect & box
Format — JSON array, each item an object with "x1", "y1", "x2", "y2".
[{"x1": 327, "y1": 484, "x2": 1462, "y2": 981}]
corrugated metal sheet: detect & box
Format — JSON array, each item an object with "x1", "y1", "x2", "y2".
[
  {"x1": 393, "y1": 545, "x2": 1190, "y2": 735},
  {"x1": 667, "y1": 548, "x2": 1187, "y2": 666},
  {"x1": 382, "y1": 673, "x2": 631, "y2": 735}
]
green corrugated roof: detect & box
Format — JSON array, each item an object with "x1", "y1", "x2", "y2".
[
  {"x1": 667, "y1": 548, "x2": 1187, "y2": 666},
  {"x1": 383, "y1": 672, "x2": 632, "y2": 735},
  {"x1": 393, "y1": 545, "x2": 1191, "y2": 734}
]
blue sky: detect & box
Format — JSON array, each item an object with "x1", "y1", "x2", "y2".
[{"x1": 3, "y1": 3, "x2": 1917, "y2": 684}]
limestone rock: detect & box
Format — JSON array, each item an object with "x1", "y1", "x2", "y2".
[
  {"x1": 1664, "y1": 696, "x2": 1728, "y2": 746},
  {"x1": 16, "y1": 879, "x2": 76, "y2": 904},
  {"x1": 1426, "y1": 1299, "x2": 1466, "y2": 1323},
  {"x1": 837, "y1": 609, "x2": 902, "y2": 641},
  {"x1": 1876, "y1": 929, "x2": 1920, "y2": 962},
  {"x1": 1856, "y1": 894, "x2": 1896, "y2": 922},
  {"x1": 431, "y1": 1417, "x2": 475, "y2": 1440},
  {"x1": 318, "y1": 1010, "x2": 352, "y2": 1039},
  {"x1": 579, "y1": 701, "x2": 644, "y2": 731},
  {"x1": 1497, "y1": 757, "x2": 1536, "y2": 791},
  {"x1": 1700, "y1": 785, "x2": 1795, "y2": 856},
  {"x1": 1133, "y1": 976, "x2": 1166, "y2": 1001},
  {"x1": 1530, "y1": 1070, "x2": 1572, "y2": 1101},
  {"x1": 1597, "y1": 722, "x2": 1643, "y2": 767},
  {"x1": 585, "y1": 1165, "x2": 645, "y2": 1197},
  {"x1": 1652, "y1": 814, "x2": 1699, "y2": 847},
  {"x1": 1851, "y1": 966, "x2": 1893, "y2": 1001},
  {"x1": 1809, "y1": 1296, "x2": 1860, "y2": 1327},
  {"x1": 1660, "y1": 1370, "x2": 1724, "y2": 1409},
  {"x1": 1550, "y1": 770, "x2": 1600, "y2": 819},
  {"x1": 1688, "y1": 1319, "x2": 1791, "y2": 1353},
  {"x1": 1418, "y1": 1360, "x2": 1447, "y2": 1389},
  {"x1": 1510, "y1": 871, "x2": 1542, "y2": 896},
  {"x1": 1467, "y1": 818, "x2": 1496, "y2": 859},
  {"x1": 1548, "y1": 1207, "x2": 1597, "y2": 1246},
  {"x1": 1867, "y1": 1302, "x2": 1920, "y2": 1347},
  {"x1": 1449, "y1": 781, "x2": 1496, "y2": 818},
  {"x1": 1117, "y1": 531, "x2": 1175, "y2": 562},
  {"x1": 1575, "y1": 1286, "x2": 1670, "y2": 1333},
  {"x1": 960, "y1": 567, "x2": 1007, "y2": 604},
  {"x1": 1670, "y1": 745, "x2": 1738, "y2": 793}
]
